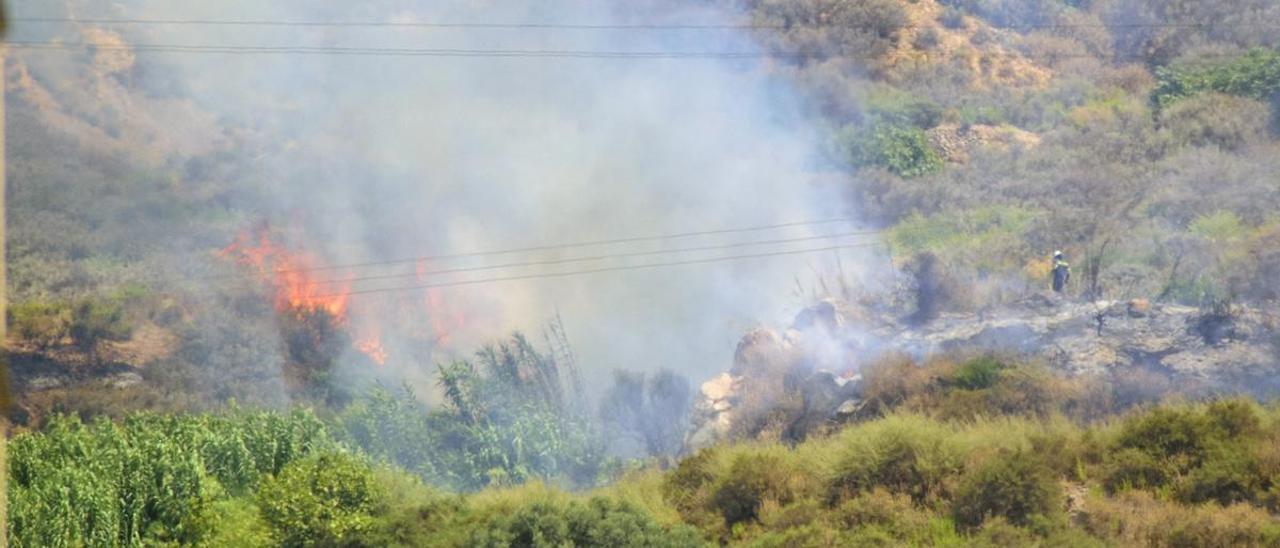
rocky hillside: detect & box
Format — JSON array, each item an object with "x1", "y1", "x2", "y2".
[{"x1": 687, "y1": 295, "x2": 1280, "y2": 450}]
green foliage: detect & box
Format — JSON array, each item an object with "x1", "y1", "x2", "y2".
[
  {"x1": 469, "y1": 497, "x2": 704, "y2": 548},
  {"x1": 7, "y1": 409, "x2": 332, "y2": 547},
  {"x1": 949, "y1": 356, "x2": 1007, "y2": 390},
  {"x1": 1154, "y1": 49, "x2": 1280, "y2": 110},
  {"x1": 9, "y1": 300, "x2": 71, "y2": 349},
  {"x1": 1102, "y1": 399, "x2": 1276, "y2": 508},
  {"x1": 256, "y1": 453, "x2": 380, "y2": 546},
  {"x1": 827, "y1": 416, "x2": 965, "y2": 505},
  {"x1": 888, "y1": 206, "x2": 1039, "y2": 274},
  {"x1": 842, "y1": 123, "x2": 944, "y2": 178},
  {"x1": 951, "y1": 449, "x2": 1062, "y2": 530},
  {"x1": 863, "y1": 87, "x2": 945, "y2": 129},
  {"x1": 710, "y1": 453, "x2": 796, "y2": 527},
  {"x1": 68, "y1": 295, "x2": 133, "y2": 353},
  {"x1": 1190, "y1": 210, "x2": 1249, "y2": 242},
  {"x1": 338, "y1": 332, "x2": 608, "y2": 492}
]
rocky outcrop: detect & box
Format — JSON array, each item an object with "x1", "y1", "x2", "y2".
[{"x1": 685, "y1": 295, "x2": 1280, "y2": 451}]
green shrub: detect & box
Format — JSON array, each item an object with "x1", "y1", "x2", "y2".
[
  {"x1": 7, "y1": 409, "x2": 333, "y2": 547},
  {"x1": 1153, "y1": 49, "x2": 1280, "y2": 110},
  {"x1": 256, "y1": 453, "x2": 380, "y2": 547},
  {"x1": 949, "y1": 356, "x2": 1006, "y2": 390},
  {"x1": 471, "y1": 497, "x2": 703, "y2": 548},
  {"x1": 842, "y1": 123, "x2": 944, "y2": 178},
  {"x1": 664, "y1": 448, "x2": 719, "y2": 517},
  {"x1": 827, "y1": 417, "x2": 964, "y2": 505},
  {"x1": 1103, "y1": 447, "x2": 1169, "y2": 493},
  {"x1": 952, "y1": 449, "x2": 1061, "y2": 531},
  {"x1": 8, "y1": 300, "x2": 71, "y2": 348},
  {"x1": 1177, "y1": 445, "x2": 1264, "y2": 506},
  {"x1": 68, "y1": 295, "x2": 133, "y2": 352},
  {"x1": 1116, "y1": 407, "x2": 1214, "y2": 463},
  {"x1": 711, "y1": 453, "x2": 796, "y2": 528}
]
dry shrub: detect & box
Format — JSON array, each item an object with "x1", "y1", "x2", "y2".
[
  {"x1": 835, "y1": 488, "x2": 933, "y2": 532},
  {"x1": 1101, "y1": 64, "x2": 1157, "y2": 95},
  {"x1": 860, "y1": 353, "x2": 948, "y2": 415},
  {"x1": 1081, "y1": 490, "x2": 1280, "y2": 548}
]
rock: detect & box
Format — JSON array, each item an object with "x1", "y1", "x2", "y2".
[
  {"x1": 835, "y1": 399, "x2": 862, "y2": 418},
  {"x1": 793, "y1": 299, "x2": 842, "y2": 332},
  {"x1": 700, "y1": 372, "x2": 736, "y2": 402},
  {"x1": 730, "y1": 328, "x2": 791, "y2": 378},
  {"x1": 108, "y1": 371, "x2": 144, "y2": 389},
  {"x1": 27, "y1": 376, "x2": 65, "y2": 391},
  {"x1": 687, "y1": 296, "x2": 1279, "y2": 451}
]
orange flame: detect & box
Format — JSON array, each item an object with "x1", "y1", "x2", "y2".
[
  {"x1": 220, "y1": 231, "x2": 351, "y2": 319},
  {"x1": 354, "y1": 335, "x2": 388, "y2": 365},
  {"x1": 221, "y1": 230, "x2": 394, "y2": 364}
]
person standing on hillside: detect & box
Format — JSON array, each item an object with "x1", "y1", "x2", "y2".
[{"x1": 1051, "y1": 250, "x2": 1071, "y2": 293}]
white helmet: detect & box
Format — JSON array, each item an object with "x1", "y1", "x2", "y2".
[{"x1": 1053, "y1": 250, "x2": 1063, "y2": 258}]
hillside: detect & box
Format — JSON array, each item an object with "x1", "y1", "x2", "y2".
[{"x1": 6, "y1": 0, "x2": 1280, "y2": 546}]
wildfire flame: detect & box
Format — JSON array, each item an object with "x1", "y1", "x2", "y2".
[
  {"x1": 220, "y1": 230, "x2": 391, "y2": 363},
  {"x1": 220, "y1": 229, "x2": 469, "y2": 367},
  {"x1": 220, "y1": 231, "x2": 351, "y2": 319}
]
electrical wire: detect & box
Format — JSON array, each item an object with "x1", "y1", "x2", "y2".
[
  {"x1": 307, "y1": 240, "x2": 883, "y2": 298},
  {"x1": 217, "y1": 229, "x2": 880, "y2": 289},
  {"x1": 205, "y1": 218, "x2": 870, "y2": 279}
]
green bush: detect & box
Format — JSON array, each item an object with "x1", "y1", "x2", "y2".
[
  {"x1": 1103, "y1": 447, "x2": 1169, "y2": 493},
  {"x1": 951, "y1": 449, "x2": 1062, "y2": 531},
  {"x1": 842, "y1": 123, "x2": 944, "y2": 178},
  {"x1": 68, "y1": 295, "x2": 133, "y2": 352},
  {"x1": 470, "y1": 497, "x2": 704, "y2": 548},
  {"x1": 711, "y1": 453, "x2": 796, "y2": 528},
  {"x1": 8, "y1": 300, "x2": 71, "y2": 348},
  {"x1": 7, "y1": 409, "x2": 333, "y2": 547},
  {"x1": 1153, "y1": 49, "x2": 1280, "y2": 110},
  {"x1": 256, "y1": 453, "x2": 380, "y2": 547},
  {"x1": 827, "y1": 417, "x2": 964, "y2": 505},
  {"x1": 949, "y1": 356, "x2": 1006, "y2": 390}
]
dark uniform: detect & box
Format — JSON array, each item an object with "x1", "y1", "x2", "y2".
[{"x1": 1052, "y1": 254, "x2": 1070, "y2": 293}]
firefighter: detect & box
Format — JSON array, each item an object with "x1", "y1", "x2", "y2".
[{"x1": 1051, "y1": 250, "x2": 1071, "y2": 293}]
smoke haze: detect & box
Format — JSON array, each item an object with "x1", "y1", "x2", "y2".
[{"x1": 10, "y1": 0, "x2": 876, "y2": 396}]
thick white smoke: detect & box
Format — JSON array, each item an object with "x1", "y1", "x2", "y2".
[{"x1": 14, "y1": 0, "x2": 878, "y2": 394}]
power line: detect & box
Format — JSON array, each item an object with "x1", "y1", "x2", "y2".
[
  {"x1": 227, "y1": 230, "x2": 880, "y2": 289},
  {"x1": 2, "y1": 41, "x2": 828, "y2": 59},
  {"x1": 208, "y1": 218, "x2": 867, "y2": 280},
  {"x1": 11, "y1": 16, "x2": 1280, "y2": 31},
  {"x1": 10, "y1": 17, "x2": 782, "y2": 30},
  {"x1": 310, "y1": 241, "x2": 882, "y2": 299},
  {"x1": 5, "y1": 40, "x2": 1263, "y2": 61}
]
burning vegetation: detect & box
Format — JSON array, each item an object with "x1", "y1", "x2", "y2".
[
  {"x1": 218, "y1": 228, "x2": 465, "y2": 371},
  {"x1": 7, "y1": 0, "x2": 1280, "y2": 546}
]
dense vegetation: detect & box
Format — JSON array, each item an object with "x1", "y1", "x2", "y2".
[
  {"x1": 7, "y1": 0, "x2": 1280, "y2": 545},
  {"x1": 11, "y1": 372, "x2": 1280, "y2": 546},
  {"x1": 7, "y1": 0, "x2": 1279, "y2": 416},
  {"x1": 744, "y1": 0, "x2": 1280, "y2": 309}
]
